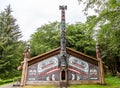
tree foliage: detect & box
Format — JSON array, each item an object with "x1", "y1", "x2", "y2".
[
  {"x1": 30, "y1": 21, "x2": 96, "y2": 57},
  {"x1": 78, "y1": 0, "x2": 120, "y2": 75},
  {"x1": 0, "y1": 5, "x2": 25, "y2": 79},
  {"x1": 30, "y1": 22, "x2": 60, "y2": 56}
]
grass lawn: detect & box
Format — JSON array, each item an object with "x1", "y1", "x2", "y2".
[
  {"x1": 0, "y1": 79, "x2": 13, "y2": 86},
  {"x1": 24, "y1": 75, "x2": 120, "y2": 88},
  {"x1": 0, "y1": 76, "x2": 20, "y2": 86},
  {"x1": 71, "y1": 75, "x2": 120, "y2": 88}
]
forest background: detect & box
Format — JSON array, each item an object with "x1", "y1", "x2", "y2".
[{"x1": 0, "y1": 0, "x2": 120, "y2": 80}]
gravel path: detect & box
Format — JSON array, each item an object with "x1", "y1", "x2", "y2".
[
  {"x1": 0, "y1": 83, "x2": 14, "y2": 88},
  {"x1": 0, "y1": 83, "x2": 21, "y2": 88},
  {"x1": 0, "y1": 83, "x2": 70, "y2": 88}
]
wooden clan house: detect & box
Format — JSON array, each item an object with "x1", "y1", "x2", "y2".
[{"x1": 19, "y1": 5, "x2": 105, "y2": 87}]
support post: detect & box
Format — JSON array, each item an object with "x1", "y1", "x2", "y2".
[
  {"x1": 20, "y1": 44, "x2": 30, "y2": 86},
  {"x1": 96, "y1": 41, "x2": 105, "y2": 84}
]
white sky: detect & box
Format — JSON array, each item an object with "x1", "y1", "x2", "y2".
[{"x1": 0, "y1": 0, "x2": 95, "y2": 41}]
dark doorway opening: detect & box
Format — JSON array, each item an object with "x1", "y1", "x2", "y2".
[{"x1": 61, "y1": 70, "x2": 65, "y2": 80}]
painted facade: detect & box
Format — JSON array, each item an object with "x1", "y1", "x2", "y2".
[
  {"x1": 27, "y1": 55, "x2": 59, "y2": 81},
  {"x1": 20, "y1": 47, "x2": 105, "y2": 86},
  {"x1": 27, "y1": 55, "x2": 99, "y2": 82}
]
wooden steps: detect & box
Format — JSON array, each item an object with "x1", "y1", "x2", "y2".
[{"x1": 60, "y1": 82, "x2": 68, "y2": 88}]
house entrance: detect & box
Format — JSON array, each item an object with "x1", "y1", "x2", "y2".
[{"x1": 61, "y1": 70, "x2": 65, "y2": 80}]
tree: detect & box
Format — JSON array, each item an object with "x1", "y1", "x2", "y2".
[
  {"x1": 66, "y1": 22, "x2": 96, "y2": 57},
  {"x1": 78, "y1": 0, "x2": 120, "y2": 75},
  {"x1": 78, "y1": 0, "x2": 108, "y2": 14},
  {"x1": 94, "y1": 1, "x2": 120, "y2": 75},
  {"x1": 30, "y1": 22, "x2": 60, "y2": 56},
  {"x1": 30, "y1": 21, "x2": 96, "y2": 57},
  {"x1": 0, "y1": 5, "x2": 24, "y2": 79}
]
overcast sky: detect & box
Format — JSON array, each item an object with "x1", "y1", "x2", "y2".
[{"x1": 0, "y1": 0, "x2": 95, "y2": 41}]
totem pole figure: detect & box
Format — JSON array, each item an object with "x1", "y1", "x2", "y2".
[
  {"x1": 96, "y1": 41, "x2": 105, "y2": 84},
  {"x1": 59, "y1": 5, "x2": 67, "y2": 68},
  {"x1": 59, "y1": 5, "x2": 68, "y2": 87},
  {"x1": 96, "y1": 41, "x2": 101, "y2": 59},
  {"x1": 21, "y1": 43, "x2": 30, "y2": 86}
]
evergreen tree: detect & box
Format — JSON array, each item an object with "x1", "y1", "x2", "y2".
[{"x1": 0, "y1": 5, "x2": 24, "y2": 79}]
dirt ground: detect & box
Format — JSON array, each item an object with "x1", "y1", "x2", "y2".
[{"x1": 0, "y1": 83, "x2": 22, "y2": 88}]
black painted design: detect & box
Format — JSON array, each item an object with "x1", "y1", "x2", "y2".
[
  {"x1": 68, "y1": 56, "x2": 99, "y2": 80},
  {"x1": 27, "y1": 55, "x2": 60, "y2": 81},
  {"x1": 27, "y1": 55, "x2": 99, "y2": 82}
]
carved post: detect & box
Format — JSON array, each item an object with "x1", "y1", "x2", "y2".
[
  {"x1": 21, "y1": 44, "x2": 30, "y2": 86},
  {"x1": 96, "y1": 42, "x2": 101, "y2": 59},
  {"x1": 96, "y1": 41, "x2": 105, "y2": 84},
  {"x1": 59, "y1": 5, "x2": 68, "y2": 88},
  {"x1": 59, "y1": 5, "x2": 67, "y2": 55}
]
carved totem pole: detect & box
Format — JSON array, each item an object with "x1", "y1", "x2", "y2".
[
  {"x1": 21, "y1": 43, "x2": 30, "y2": 86},
  {"x1": 59, "y1": 5, "x2": 68, "y2": 87},
  {"x1": 96, "y1": 41, "x2": 105, "y2": 84}
]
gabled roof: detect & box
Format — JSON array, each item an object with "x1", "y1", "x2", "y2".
[{"x1": 27, "y1": 47, "x2": 99, "y2": 66}]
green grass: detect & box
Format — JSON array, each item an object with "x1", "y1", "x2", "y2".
[
  {"x1": 71, "y1": 75, "x2": 120, "y2": 88},
  {"x1": 0, "y1": 79, "x2": 13, "y2": 86},
  {"x1": 71, "y1": 84, "x2": 120, "y2": 88},
  {"x1": 0, "y1": 76, "x2": 21, "y2": 86}
]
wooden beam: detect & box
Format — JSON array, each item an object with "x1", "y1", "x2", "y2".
[{"x1": 98, "y1": 58, "x2": 105, "y2": 84}]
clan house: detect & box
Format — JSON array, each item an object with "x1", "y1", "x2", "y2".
[{"x1": 19, "y1": 5, "x2": 105, "y2": 87}]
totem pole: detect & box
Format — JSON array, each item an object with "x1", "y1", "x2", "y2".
[
  {"x1": 21, "y1": 43, "x2": 30, "y2": 86},
  {"x1": 96, "y1": 41, "x2": 105, "y2": 84},
  {"x1": 96, "y1": 41, "x2": 101, "y2": 59},
  {"x1": 59, "y1": 5, "x2": 68, "y2": 87}
]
